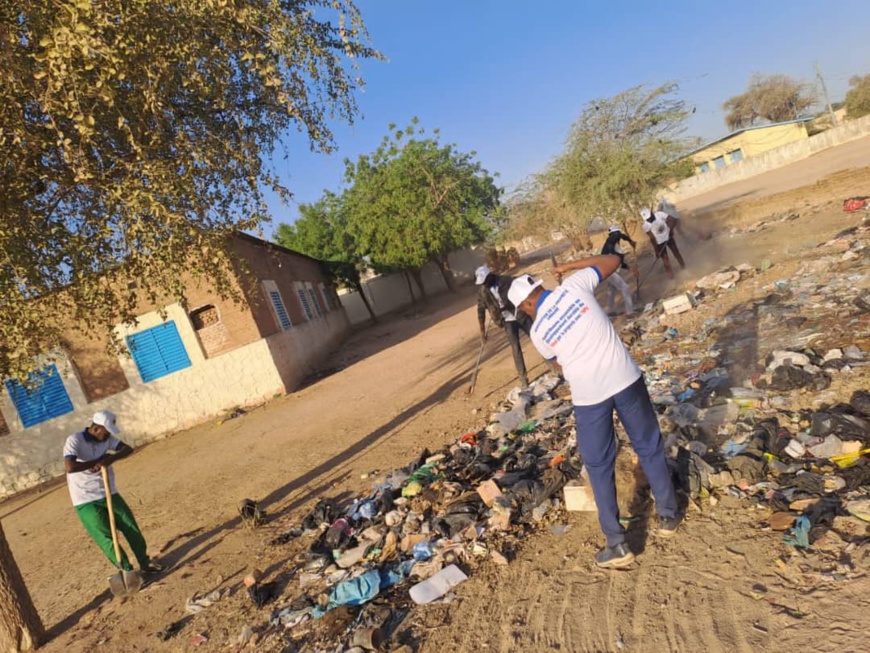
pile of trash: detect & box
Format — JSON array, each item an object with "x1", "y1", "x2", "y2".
[
  {"x1": 257, "y1": 373, "x2": 586, "y2": 651},
  {"x1": 615, "y1": 218, "x2": 870, "y2": 581},
  {"x1": 211, "y1": 217, "x2": 870, "y2": 652}
]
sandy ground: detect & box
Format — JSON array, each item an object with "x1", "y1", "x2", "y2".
[{"x1": 2, "y1": 154, "x2": 870, "y2": 652}]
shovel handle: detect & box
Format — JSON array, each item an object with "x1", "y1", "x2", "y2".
[{"x1": 101, "y1": 466, "x2": 124, "y2": 570}]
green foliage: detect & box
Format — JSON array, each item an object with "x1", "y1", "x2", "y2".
[
  {"x1": 845, "y1": 74, "x2": 870, "y2": 119},
  {"x1": 541, "y1": 83, "x2": 694, "y2": 236},
  {"x1": 0, "y1": 1, "x2": 379, "y2": 379},
  {"x1": 722, "y1": 73, "x2": 816, "y2": 130},
  {"x1": 274, "y1": 191, "x2": 364, "y2": 292},
  {"x1": 342, "y1": 120, "x2": 500, "y2": 278}
]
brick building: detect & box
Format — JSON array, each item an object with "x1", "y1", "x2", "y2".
[{"x1": 0, "y1": 234, "x2": 350, "y2": 499}]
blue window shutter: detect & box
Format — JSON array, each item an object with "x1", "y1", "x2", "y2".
[
  {"x1": 126, "y1": 321, "x2": 192, "y2": 382},
  {"x1": 297, "y1": 289, "x2": 313, "y2": 320},
  {"x1": 308, "y1": 289, "x2": 323, "y2": 318},
  {"x1": 5, "y1": 364, "x2": 74, "y2": 428},
  {"x1": 269, "y1": 291, "x2": 292, "y2": 330}
]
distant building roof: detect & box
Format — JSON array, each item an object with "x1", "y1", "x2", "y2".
[{"x1": 685, "y1": 117, "x2": 814, "y2": 157}]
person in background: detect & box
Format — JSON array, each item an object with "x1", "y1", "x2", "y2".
[
  {"x1": 640, "y1": 207, "x2": 685, "y2": 279},
  {"x1": 475, "y1": 265, "x2": 532, "y2": 387},
  {"x1": 600, "y1": 225, "x2": 636, "y2": 315}
]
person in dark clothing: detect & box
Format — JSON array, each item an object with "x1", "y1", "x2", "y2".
[
  {"x1": 601, "y1": 225, "x2": 636, "y2": 270},
  {"x1": 600, "y1": 225, "x2": 637, "y2": 315},
  {"x1": 475, "y1": 265, "x2": 531, "y2": 387}
]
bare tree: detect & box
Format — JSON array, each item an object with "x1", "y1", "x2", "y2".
[{"x1": 723, "y1": 73, "x2": 816, "y2": 130}]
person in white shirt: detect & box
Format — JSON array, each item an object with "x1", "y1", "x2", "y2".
[
  {"x1": 640, "y1": 207, "x2": 685, "y2": 279},
  {"x1": 508, "y1": 256, "x2": 680, "y2": 568},
  {"x1": 63, "y1": 410, "x2": 163, "y2": 575}
]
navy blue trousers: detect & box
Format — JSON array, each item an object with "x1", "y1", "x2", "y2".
[{"x1": 573, "y1": 375, "x2": 677, "y2": 547}]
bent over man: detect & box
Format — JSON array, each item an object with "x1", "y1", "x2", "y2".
[
  {"x1": 640, "y1": 207, "x2": 685, "y2": 279},
  {"x1": 475, "y1": 265, "x2": 532, "y2": 387},
  {"x1": 508, "y1": 256, "x2": 680, "y2": 568}
]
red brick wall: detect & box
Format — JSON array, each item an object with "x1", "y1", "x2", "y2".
[
  {"x1": 36, "y1": 235, "x2": 335, "y2": 405},
  {"x1": 229, "y1": 236, "x2": 333, "y2": 337}
]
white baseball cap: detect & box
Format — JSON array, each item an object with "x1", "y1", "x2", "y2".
[
  {"x1": 608, "y1": 225, "x2": 621, "y2": 233},
  {"x1": 640, "y1": 207, "x2": 652, "y2": 220},
  {"x1": 508, "y1": 274, "x2": 544, "y2": 315},
  {"x1": 474, "y1": 265, "x2": 491, "y2": 285},
  {"x1": 92, "y1": 410, "x2": 121, "y2": 435}
]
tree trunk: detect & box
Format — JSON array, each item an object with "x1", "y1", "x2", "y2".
[
  {"x1": 0, "y1": 522, "x2": 45, "y2": 652},
  {"x1": 409, "y1": 269, "x2": 427, "y2": 301},
  {"x1": 353, "y1": 282, "x2": 378, "y2": 323},
  {"x1": 434, "y1": 254, "x2": 456, "y2": 292},
  {"x1": 404, "y1": 271, "x2": 416, "y2": 305}
]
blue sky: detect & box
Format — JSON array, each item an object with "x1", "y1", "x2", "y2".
[{"x1": 266, "y1": 0, "x2": 870, "y2": 230}]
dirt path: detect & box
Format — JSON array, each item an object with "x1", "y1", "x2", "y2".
[{"x1": 2, "y1": 166, "x2": 870, "y2": 652}]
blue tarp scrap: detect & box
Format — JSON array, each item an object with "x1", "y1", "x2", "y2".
[{"x1": 782, "y1": 515, "x2": 811, "y2": 548}]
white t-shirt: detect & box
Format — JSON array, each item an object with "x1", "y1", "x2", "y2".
[
  {"x1": 63, "y1": 430, "x2": 121, "y2": 506},
  {"x1": 489, "y1": 286, "x2": 516, "y2": 323},
  {"x1": 642, "y1": 211, "x2": 671, "y2": 244},
  {"x1": 529, "y1": 269, "x2": 641, "y2": 406}
]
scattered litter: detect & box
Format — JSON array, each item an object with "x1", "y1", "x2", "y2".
[{"x1": 185, "y1": 588, "x2": 229, "y2": 615}]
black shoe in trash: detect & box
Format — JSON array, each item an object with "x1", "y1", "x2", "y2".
[
  {"x1": 141, "y1": 561, "x2": 165, "y2": 575},
  {"x1": 594, "y1": 543, "x2": 634, "y2": 569},
  {"x1": 657, "y1": 514, "x2": 682, "y2": 538}
]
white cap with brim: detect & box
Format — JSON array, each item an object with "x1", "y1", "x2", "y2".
[
  {"x1": 508, "y1": 274, "x2": 544, "y2": 316},
  {"x1": 92, "y1": 410, "x2": 121, "y2": 435},
  {"x1": 474, "y1": 265, "x2": 491, "y2": 285},
  {"x1": 608, "y1": 225, "x2": 620, "y2": 233},
  {"x1": 640, "y1": 207, "x2": 652, "y2": 220}
]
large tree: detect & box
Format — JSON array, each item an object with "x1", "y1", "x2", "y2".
[
  {"x1": 0, "y1": 1, "x2": 377, "y2": 647},
  {"x1": 722, "y1": 73, "x2": 816, "y2": 130},
  {"x1": 845, "y1": 73, "x2": 870, "y2": 119},
  {"x1": 540, "y1": 83, "x2": 694, "y2": 237},
  {"x1": 274, "y1": 191, "x2": 377, "y2": 322},
  {"x1": 343, "y1": 120, "x2": 500, "y2": 294},
  {"x1": 0, "y1": 0, "x2": 379, "y2": 381}
]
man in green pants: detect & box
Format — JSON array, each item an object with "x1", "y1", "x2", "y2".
[{"x1": 63, "y1": 410, "x2": 163, "y2": 575}]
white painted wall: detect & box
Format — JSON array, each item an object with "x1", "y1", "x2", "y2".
[
  {"x1": 265, "y1": 306, "x2": 350, "y2": 391},
  {"x1": 0, "y1": 302, "x2": 350, "y2": 500},
  {"x1": 340, "y1": 247, "x2": 486, "y2": 325}
]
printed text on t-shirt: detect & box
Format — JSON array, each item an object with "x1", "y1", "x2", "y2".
[{"x1": 538, "y1": 292, "x2": 589, "y2": 347}]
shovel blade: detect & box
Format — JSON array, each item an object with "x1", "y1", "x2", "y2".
[{"x1": 109, "y1": 569, "x2": 143, "y2": 597}]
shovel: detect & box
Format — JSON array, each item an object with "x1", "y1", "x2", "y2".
[
  {"x1": 101, "y1": 466, "x2": 142, "y2": 597},
  {"x1": 467, "y1": 320, "x2": 491, "y2": 395}
]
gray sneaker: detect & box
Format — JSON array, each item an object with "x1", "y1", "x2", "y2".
[
  {"x1": 594, "y1": 543, "x2": 635, "y2": 569},
  {"x1": 657, "y1": 515, "x2": 682, "y2": 538}
]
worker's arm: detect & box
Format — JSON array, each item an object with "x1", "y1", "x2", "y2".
[
  {"x1": 621, "y1": 234, "x2": 637, "y2": 249},
  {"x1": 64, "y1": 442, "x2": 134, "y2": 473},
  {"x1": 647, "y1": 232, "x2": 658, "y2": 249},
  {"x1": 664, "y1": 214, "x2": 684, "y2": 235},
  {"x1": 552, "y1": 254, "x2": 622, "y2": 281}
]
